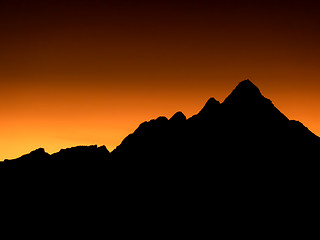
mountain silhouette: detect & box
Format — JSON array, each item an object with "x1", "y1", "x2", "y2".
[
  {"x1": 111, "y1": 79, "x2": 319, "y2": 164},
  {"x1": 1, "y1": 79, "x2": 319, "y2": 170},
  {"x1": 1, "y1": 79, "x2": 319, "y2": 236}
]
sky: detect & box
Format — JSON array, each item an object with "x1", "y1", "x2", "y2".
[{"x1": 1, "y1": 0, "x2": 320, "y2": 159}]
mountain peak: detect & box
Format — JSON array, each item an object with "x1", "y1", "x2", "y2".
[
  {"x1": 196, "y1": 97, "x2": 220, "y2": 119},
  {"x1": 201, "y1": 97, "x2": 220, "y2": 110},
  {"x1": 223, "y1": 79, "x2": 263, "y2": 104},
  {"x1": 170, "y1": 111, "x2": 186, "y2": 121},
  {"x1": 238, "y1": 79, "x2": 256, "y2": 86}
]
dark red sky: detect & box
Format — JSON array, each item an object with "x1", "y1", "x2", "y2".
[{"x1": 1, "y1": 0, "x2": 320, "y2": 159}]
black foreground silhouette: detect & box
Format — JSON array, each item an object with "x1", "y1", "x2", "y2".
[
  {"x1": 2, "y1": 80, "x2": 318, "y2": 168},
  {"x1": 1, "y1": 80, "x2": 319, "y2": 235}
]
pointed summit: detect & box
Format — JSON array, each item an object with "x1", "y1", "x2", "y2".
[
  {"x1": 200, "y1": 97, "x2": 220, "y2": 112},
  {"x1": 222, "y1": 79, "x2": 289, "y2": 123},
  {"x1": 170, "y1": 111, "x2": 186, "y2": 121},
  {"x1": 223, "y1": 79, "x2": 263, "y2": 105},
  {"x1": 196, "y1": 97, "x2": 220, "y2": 119}
]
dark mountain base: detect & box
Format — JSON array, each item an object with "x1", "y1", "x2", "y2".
[{"x1": 1, "y1": 80, "x2": 319, "y2": 235}]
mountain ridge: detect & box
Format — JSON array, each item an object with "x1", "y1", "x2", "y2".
[
  {"x1": 1, "y1": 79, "x2": 319, "y2": 166},
  {"x1": 2, "y1": 79, "x2": 319, "y2": 227}
]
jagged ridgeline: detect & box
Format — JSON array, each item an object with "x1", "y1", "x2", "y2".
[
  {"x1": 2, "y1": 79, "x2": 319, "y2": 232},
  {"x1": 1, "y1": 80, "x2": 320, "y2": 172}
]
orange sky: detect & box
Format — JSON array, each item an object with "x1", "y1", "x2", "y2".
[{"x1": 1, "y1": 0, "x2": 320, "y2": 160}]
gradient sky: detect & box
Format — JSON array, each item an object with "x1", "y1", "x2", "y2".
[{"x1": 1, "y1": 0, "x2": 320, "y2": 159}]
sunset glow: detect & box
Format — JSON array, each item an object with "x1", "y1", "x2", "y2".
[{"x1": 1, "y1": 0, "x2": 320, "y2": 159}]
